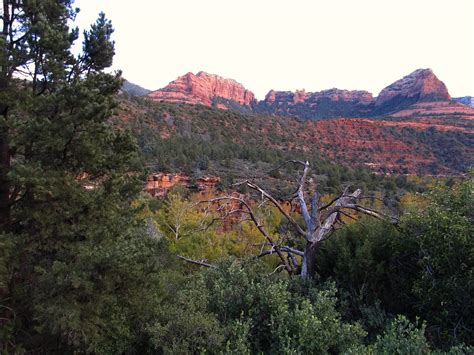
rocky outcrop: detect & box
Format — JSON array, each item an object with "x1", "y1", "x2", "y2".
[
  {"x1": 145, "y1": 173, "x2": 220, "y2": 198},
  {"x1": 148, "y1": 71, "x2": 255, "y2": 109},
  {"x1": 374, "y1": 69, "x2": 450, "y2": 114},
  {"x1": 257, "y1": 88, "x2": 374, "y2": 119}
]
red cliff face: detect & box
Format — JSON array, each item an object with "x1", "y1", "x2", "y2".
[
  {"x1": 263, "y1": 88, "x2": 373, "y2": 106},
  {"x1": 375, "y1": 69, "x2": 451, "y2": 112},
  {"x1": 148, "y1": 71, "x2": 255, "y2": 108},
  {"x1": 258, "y1": 88, "x2": 374, "y2": 119}
]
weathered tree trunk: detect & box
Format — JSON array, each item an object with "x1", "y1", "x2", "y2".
[{"x1": 301, "y1": 242, "x2": 318, "y2": 279}]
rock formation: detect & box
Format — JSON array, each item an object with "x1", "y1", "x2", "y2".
[
  {"x1": 374, "y1": 68, "x2": 451, "y2": 114},
  {"x1": 145, "y1": 173, "x2": 220, "y2": 198},
  {"x1": 148, "y1": 71, "x2": 255, "y2": 109},
  {"x1": 146, "y1": 68, "x2": 456, "y2": 119},
  {"x1": 257, "y1": 88, "x2": 374, "y2": 119}
]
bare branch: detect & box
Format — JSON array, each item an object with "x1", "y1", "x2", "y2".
[
  {"x1": 256, "y1": 246, "x2": 304, "y2": 259},
  {"x1": 234, "y1": 180, "x2": 307, "y2": 238},
  {"x1": 198, "y1": 208, "x2": 249, "y2": 231},
  {"x1": 281, "y1": 246, "x2": 305, "y2": 257},
  {"x1": 312, "y1": 189, "x2": 362, "y2": 242},
  {"x1": 177, "y1": 255, "x2": 216, "y2": 268},
  {"x1": 296, "y1": 161, "x2": 315, "y2": 235},
  {"x1": 287, "y1": 252, "x2": 299, "y2": 270},
  {"x1": 268, "y1": 264, "x2": 287, "y2": 276},
  {"x1": 353, "y1": 205, "x2": 399, "y2": 224},
  {"x1": 200, "y1": 195, "x2": 293, "y2": 274},
  {"x1": 310, "y1": 192, "x2": 319, "y2": 228}
]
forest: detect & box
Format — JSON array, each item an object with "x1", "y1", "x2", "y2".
[{"x1": 0, "y1": 2, "x2": 473, "y2": 354}]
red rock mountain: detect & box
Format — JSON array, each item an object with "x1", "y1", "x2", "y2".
[
  {"x1": 147, "y1": 68, "x2": 454, "y2": 118},
  {"x1": 374, "y1": 68, "x2": 451, "y2": 114},
  {"x1": 148, "y1": 71, "x2": 255, "y2": 109}
]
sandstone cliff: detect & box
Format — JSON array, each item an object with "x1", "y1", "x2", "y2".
[
  {"x1": 374, "y1": 69, "x2": 451, "y2": 114},
  {"x1": 148, "y1": 71, "x2": 255, "y2": 109},
  {"x1": 257, "y1": 88, "x2": 374, "y2": 119}
]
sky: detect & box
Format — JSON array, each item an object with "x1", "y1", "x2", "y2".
[{"x1": 73, "y1": 0, "x2": 473, "y2": 99}]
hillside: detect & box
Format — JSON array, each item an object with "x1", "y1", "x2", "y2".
[
  {"x1": 117, "y1": 96, "x2": 473, "y2": 180},
  {"x1": 121, "y1": 79, "x2": 151, "y2": 96}
]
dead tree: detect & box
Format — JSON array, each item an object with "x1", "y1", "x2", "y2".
[
  {"x1": 180, "y1": 160, "x2": 397, "y2": 278},
  {"x1": 242, "y1": 160, "x2": 398, "y2": 278}
]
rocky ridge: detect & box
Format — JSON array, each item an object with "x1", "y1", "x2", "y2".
[
  {"x1": 256, "y1": 88, "x2": 375, "y2": 119},
  {"x1": 147, "y1": 68, "x2": 457, "y2": 118}
]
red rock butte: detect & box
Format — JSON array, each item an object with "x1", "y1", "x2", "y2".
[
  {"x1": 148, "y1": 71, "x2": 255, "y2": 108},
  {"x1": 375, "y1": 68, "x2": 451, "y2": 107}
]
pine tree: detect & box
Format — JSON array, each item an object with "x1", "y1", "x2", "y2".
[{"x1": 0, "y1": 2, "x2": 160, "y2": 352}]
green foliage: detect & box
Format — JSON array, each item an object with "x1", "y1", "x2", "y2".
[
  {"x1": 347, "y1": 315, "x2": 430, "y2": 354},
  {"x1": 181, "y1": 265, "x2": 365, "y2": 354},
  {"x1": 83, "y1": 12, "x2": 115, "y2": 71},
  {"x1": 317, "y1": 219, "x2": 402, "y2": 313},
  {"x1": 0, "y1": 1, "x2": 164, "y2": 353},
  {"x1": 316, "y1": 176, "x2": 473, "y2": 349},
  {"x1": 146, "y1": 276, "x2": 225, "y2": 354},
  {"x1": 1, "y1": 1, "x2": 471, "y2": 353},
  {"x1": 397, "y1": 176, "x2": 474, "y2": 347}
]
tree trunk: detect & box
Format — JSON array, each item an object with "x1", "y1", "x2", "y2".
[{"x1": 301, "y1": 242, "x2": 318, "y2": 278}]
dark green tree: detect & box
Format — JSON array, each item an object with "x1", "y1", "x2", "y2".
[{"x1": 0, "y1": 1, "x2": 162, "y2": 353}]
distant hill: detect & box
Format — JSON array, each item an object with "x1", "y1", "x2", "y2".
[
  {"x1": 453, "y1": 96, "x2": 474, "y2": 108},
  {"x1": 121, "y1": 80, "x2": 151, "y2": 97}
]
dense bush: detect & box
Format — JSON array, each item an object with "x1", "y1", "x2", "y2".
[{"x1": 317, "y1": 176, "x2": 474, "y2": 349}]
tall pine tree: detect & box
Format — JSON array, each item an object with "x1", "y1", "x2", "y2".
[{"x1": 0, "y1": 1, "x2": 162, "y2": 352}]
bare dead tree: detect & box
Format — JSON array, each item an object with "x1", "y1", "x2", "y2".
[
  {"x1": 178, "y1": 161, "x2": 397, "y2": 278},
  {"x1": 233, "y1": 160, "x2": 398, "y2": 278}
]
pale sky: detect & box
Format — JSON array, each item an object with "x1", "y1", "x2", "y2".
[{"x1": 73, "y1": 0, "x2": 473, "y2": 99}]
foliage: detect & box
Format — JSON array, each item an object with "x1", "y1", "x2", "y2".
[
  {"x1": 397, "y1": 175, "x2": 473, "y2": 347},
  {"x1": 347, "y1": 315, "x2": 430, "y2": 354},
  {"x1": 145, "y1": 264, "x2": 366, "y2": 354},
  {"x1": 316, "y1": 176, "x2": 474, "y2": 349},
  {"x1": 0, "y1": 2, "x2": 160, "y2": 353}
]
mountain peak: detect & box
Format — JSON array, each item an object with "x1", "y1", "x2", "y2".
[
  {"x1": 148, "y1": 71, "x2": 255, "y2": 108},
  {"x1": 375, "y1": 68, "x2": 450, "y2": 113}
]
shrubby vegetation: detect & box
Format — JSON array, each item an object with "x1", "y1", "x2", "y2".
[{"x1": 0, "y1": 1, "x2": 472, "y2": 353}]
